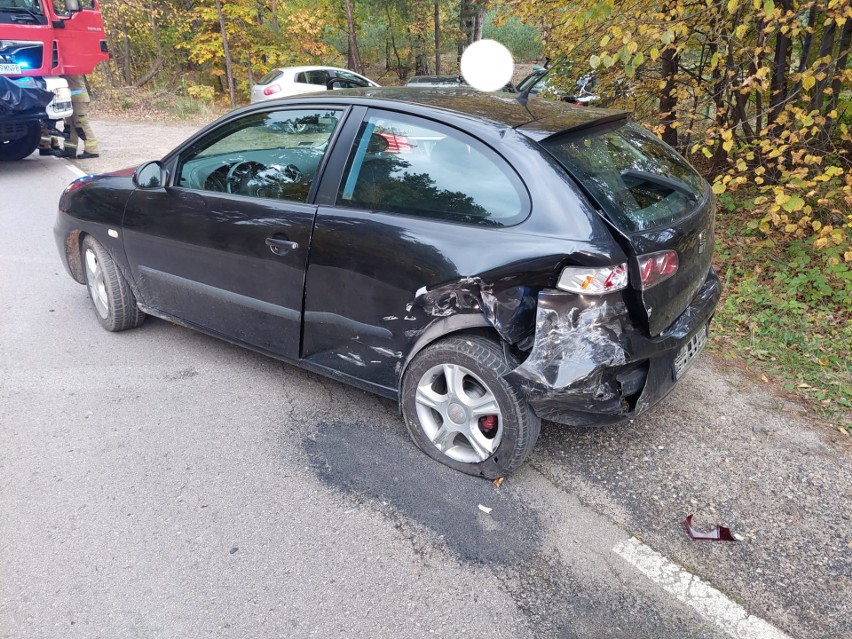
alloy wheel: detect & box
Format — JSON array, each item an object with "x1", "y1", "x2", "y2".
[{"x1": 414, "y1": 363, "x2": 503, "y2": 463}]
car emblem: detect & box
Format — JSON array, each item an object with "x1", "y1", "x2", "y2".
[{"x1": 697, "y1": 231, "x2": 706, "y2": 254}]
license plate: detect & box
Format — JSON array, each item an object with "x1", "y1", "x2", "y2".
[
  {"x1": 673, "y1": 324, "x2": 708, "y2": 379},
  {"x1": 0, "y1": 64, "x2": 23, "y2": 75}
]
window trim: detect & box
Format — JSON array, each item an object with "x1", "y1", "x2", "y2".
[
  {"x1": 332, "y1": 107, "x2": 532, "y2": 228},
  {"x1": 170, "y1": 105, "x2": 350, "y2": 205}
]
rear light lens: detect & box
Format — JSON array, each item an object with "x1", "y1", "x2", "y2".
[
  {"x1": 557, "y1": 263, "x2": 628, "y2": 294},
  {"x1": 263, "y1": 84, "x2": 282, "y2": 96},
  {"x1": 638, "y1": 250, "x2": 679, "y2": 289},
  {"x1": 379, "y1": 131, "x2": 412, "y2": 152}
]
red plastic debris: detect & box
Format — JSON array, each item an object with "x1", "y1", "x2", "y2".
[{"x1": 683, "y1": 514, "x2": 738, "y2": 542}]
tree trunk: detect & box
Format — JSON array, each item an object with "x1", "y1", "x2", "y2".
[
  {"x1": 827, "y1": 18, "x2": 852, "y2": 116},
  {"x1": 121, "y1": 14, "x2": 131, "y2": 86},
  {"x1": 246, "y1": 51, "x2": 254, "y2": 90},
  {"x1": 434, "y1": 2, "x2": 441, "y2": 75},
  {"x1": 660, "y1": 45, "x2": 679, "y2": 147},
  {"x1": 768, "y1": 0, "x2": 792, "y2": 126},
  {"x1": 473, "y1": 8, "x2": 484, "y2": 42},
  {"x1": 214, "y1": 0, "x2": 236, "y2": 109},
  {"x1": 458, "y1": 0, "x2": 474, "y2": 61},
  {"x1": 134, "y1": 3, "x2": 163, "y2": 89},
  {"x1": 809, "y1": 18, "x2": 837, "y2": 113},
  {"x1": 344, "y1": 0, "x2": 363, "y2": 74}
]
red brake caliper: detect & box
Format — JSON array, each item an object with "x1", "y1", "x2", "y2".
[{"x1": 478, "y1": 415, "x2": 498, "y2": 438}]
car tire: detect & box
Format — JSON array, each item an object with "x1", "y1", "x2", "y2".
[
  {"x1": 401, "y1": 335, "x2": 540, "y2": 479},
  {"x1": 81, "y1": 235, "x2": 145, "y2": 332},
  {"x1": 0, "y1": 122, "x2": 40, "y2": 162}
]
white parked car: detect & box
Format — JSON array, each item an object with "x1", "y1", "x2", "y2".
[{"x1": 250, "y1": 66, "x2": 380, "y2": 103}]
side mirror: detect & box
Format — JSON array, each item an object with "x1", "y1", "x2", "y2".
[
  {"x1": 65, "y1": 0, "x2": 82, "y2": 12},
  {"x1": 134, "y1": 161, "x2": 166, "y2": 189}
]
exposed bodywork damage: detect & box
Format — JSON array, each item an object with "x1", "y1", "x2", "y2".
[
  {"x1": 504, "y1": 290, "x2": 634, "y2": 424},
  {"x1": 504, "y1": 269, "x2": 722, "y2": 425},
  {"x1": 412, "y1": 277, "x2": 537, "y2": 345}
]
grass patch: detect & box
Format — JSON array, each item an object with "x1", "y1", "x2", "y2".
[
  {"x1": 90, "y1": 85, "x2": 228, "y2": 124},
  {"x1": 710, "y1": 201, "x2": 852, "y2": 432}
]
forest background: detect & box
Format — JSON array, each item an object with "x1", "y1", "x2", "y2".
[{"x1": 90, "y1": 0, "x2": 851, "y2": 429}]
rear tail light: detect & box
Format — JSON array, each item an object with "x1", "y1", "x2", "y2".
[
  {"x1": 557, "y1": 263, "x2": 628, "y2": 294},
  {"x1": 379, "y1": 131, "x2": 412, "y2": 152},
  {"x1": 638, "y1": 250, "x2": 678, "y2": 289},
  {"x1": 263, "y1": 84, "x2": 282, "y2": 96}
]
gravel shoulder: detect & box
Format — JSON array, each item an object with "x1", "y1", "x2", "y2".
[{"x1": 61, "y1": 116, "x2": 852, "y2": 638}]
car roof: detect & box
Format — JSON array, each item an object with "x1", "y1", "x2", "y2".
[
  {"x1": 274, "y1": 86, "x2": 629, "y2": 136},
  {"x1": 274, "y1": 65, "x2": 360, "y2": 75},
  {"x1": 407, "y1": 75, "x2": 462, "y2": 83}
]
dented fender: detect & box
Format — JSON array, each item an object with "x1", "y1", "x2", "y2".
[{"x1": 503, "y1": 268, "x2": 722, "y2": 426}]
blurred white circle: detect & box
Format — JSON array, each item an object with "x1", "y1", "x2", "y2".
[{"x1": 460, "y1": 39, "x2": 514, "y2": 93}]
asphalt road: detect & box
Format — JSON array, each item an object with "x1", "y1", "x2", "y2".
[{"x1": 0, "y1": 124, "x2": 849, "y2": 639}]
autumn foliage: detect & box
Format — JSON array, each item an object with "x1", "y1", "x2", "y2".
[{"x1": 509, "y1": 0, "x2": 851, "y2": 267}]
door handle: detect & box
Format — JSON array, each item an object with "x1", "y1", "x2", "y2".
[{"x1": 265, "y1": 237, "x2": 299, "y2": 256}]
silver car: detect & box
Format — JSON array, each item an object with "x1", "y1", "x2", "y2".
[{"x1": 250, "y1": 65, "x2": 379, "y2": 103}]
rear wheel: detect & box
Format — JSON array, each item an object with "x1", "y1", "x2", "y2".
[
  {"x1": 0, "y1": 122, "x2": 40, "y2": 161},
  {"x1": 81, "y1": 235, "x2": 145, "y2": 331},
  {"x1": 401, "y1": 335, "x2": 540, "y2": 478}
]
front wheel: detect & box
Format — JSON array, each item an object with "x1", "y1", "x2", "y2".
[
  {"x1": 81, "y1": 235, "x2": 146, "y2": 331},
  {"x1": 401, "y1": 335, "x2": 540, "y2": 478},
  {"x1": 0, "y1": 122, "x2": 40, "y2": 161}
]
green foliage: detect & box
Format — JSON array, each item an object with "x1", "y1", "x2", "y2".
[
  {"x1": 712, "y1": 202, "x2": 852, "y2": 430},
  {"x1": 483, "y1": 11, "x2": 542, "y2": 61}
]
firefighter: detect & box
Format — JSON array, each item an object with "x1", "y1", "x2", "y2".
[{"x1": 62, "y1": 74, "x2": 99, "y2": 159}]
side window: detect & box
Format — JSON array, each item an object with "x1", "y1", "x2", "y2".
[
  {"x1": 337, "y1": 112, "x2": 527, "y2": 227},
  {"x1": 336, "y1": 70, "x2": 363, "y2": 84},
  {"x1": 305, "y1": 70, "x2": 331, "y2": 86},
  {"x1": 176, "y1": 108, "x2": 342, "y2": 203}
]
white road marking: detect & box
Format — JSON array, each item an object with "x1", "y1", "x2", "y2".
[
  {"x1": 63, "y1": 161, "x2": 86, "y2": 178},
  {"x1": 613, "y1": 537, "x2": 792, "y2": 639}
]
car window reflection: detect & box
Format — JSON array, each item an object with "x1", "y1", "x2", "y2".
[
  {"x1": 176, "y1": 110, "x2": 342, "y2": 203},
  {"x1": 337, "y1": 114, "x2": 526, "y2": 227}
]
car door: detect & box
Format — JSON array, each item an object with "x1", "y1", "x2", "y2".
[
  {"x1": 121, "y1": 106, "x2": 347, "y2": 360},
  {"x1": 302, "y1": 108, "x2": 531, "y2": 392},
  {"x1": 294, "y1": 70, "x2": 331, "y2": 94}
]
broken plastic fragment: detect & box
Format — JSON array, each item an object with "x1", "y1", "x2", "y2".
[
  {"x1": 478, "y1": 504, "x2": 492, "y2": 514},
  {"x1": 683, "y1": 514, "x2": 740, "y2": 542},
  {"x1": 492, "y1": 477, "x2": 505, "y2": 489}
]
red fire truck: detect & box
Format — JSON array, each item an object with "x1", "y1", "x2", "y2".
[{"x1": 0, "y1": 0, "x2": 108, "y2": 160}]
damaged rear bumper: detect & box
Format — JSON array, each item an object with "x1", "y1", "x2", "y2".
[{"x1": 504, "y1": 268, "x2": 721, "y2": 426}]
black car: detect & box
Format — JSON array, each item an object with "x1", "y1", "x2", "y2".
[{"x1": 55, "y1": 87, "x2": 720, "y2": 478}]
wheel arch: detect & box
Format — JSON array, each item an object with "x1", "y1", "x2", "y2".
[
  {"x1": 65, "y1": 228, "x2": 86, "y2": 284},
  {"x1": 398, "y1": 313, "x2": 505, "y2": 392}
]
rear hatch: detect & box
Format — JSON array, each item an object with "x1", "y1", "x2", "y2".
[{"x1": 525, "y1": 117, "x2": 714, "y2": 336}]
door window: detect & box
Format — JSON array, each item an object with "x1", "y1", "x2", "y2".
[
  {"x1": 337, "y1": 112, "x2": 527, "y2": 227},
  {"x1": 175, "y1": 108, "x2": 342, "y2": 203},
  {"x1": 335, "y1": 70, "x2": 368, "y2": 86},
  {"x1": 296, "y1": 70, "x2": 331, "y2": 86}
]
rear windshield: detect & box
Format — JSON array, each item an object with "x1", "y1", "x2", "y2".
[
  {"x1": 258, "y1": 69, "x2": 283, "y2": 85},
  {"x1": 541, "y1": 122, "x2": 706, "y2": 232}
]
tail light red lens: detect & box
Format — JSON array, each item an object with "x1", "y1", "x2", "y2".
[
  {"x1": 557, "y1": 263, "x2": 628, "y2": 294},
  {"x1": 638, "y1": 250, "x2": 679, "y2": 289},
  {"x1": 379, "y1": 131, "x2": 412, "y2": 152},
  {"x1": 263, "y1": 84, "x2": 282, "y2": 96}
]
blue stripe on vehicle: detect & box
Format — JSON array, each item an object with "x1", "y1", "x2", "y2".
[{"x1": 341, "y1": 119, "x2": 376, "y2": 201}]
